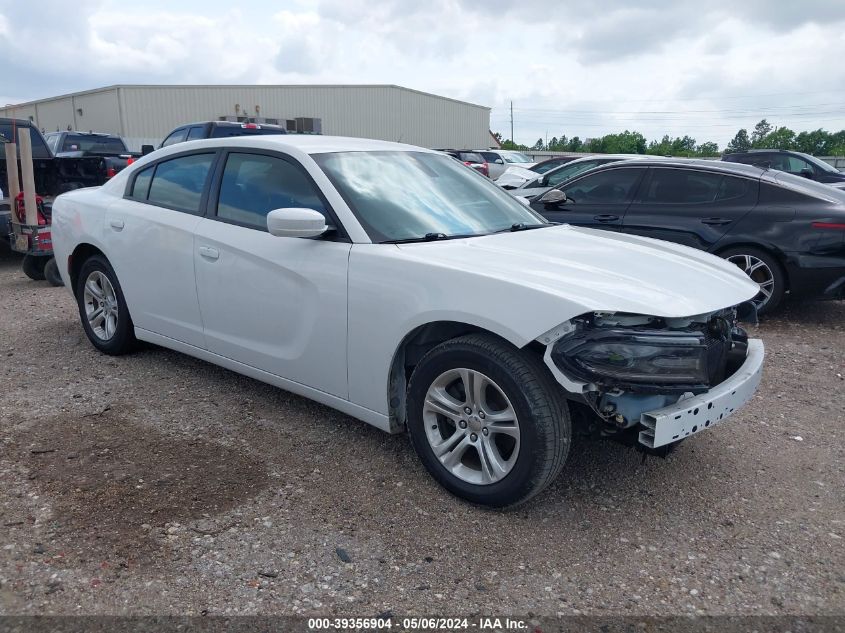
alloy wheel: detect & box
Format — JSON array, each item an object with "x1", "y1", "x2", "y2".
[
  {"x1": 726, "y1": 253, "x2": 775, "y2": 309},
  {"x1": 422, "y1": 368, "x2": 520, "y2": 485},
  {"x1": 83, "y1": 270, "x2": 119, "y2": 341}
]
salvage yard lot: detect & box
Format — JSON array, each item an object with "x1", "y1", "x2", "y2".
[{"x1": 1, "y1": 249, "x2": 843, "y2": 616}]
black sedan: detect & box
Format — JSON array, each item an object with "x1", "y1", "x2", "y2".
[{"x1": 529, "y1": 159, "x2": 845, "y2": 313}]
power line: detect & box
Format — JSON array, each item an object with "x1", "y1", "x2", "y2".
[{"x1": 507, "y1": 102, "x2": 845, "y2": 115}]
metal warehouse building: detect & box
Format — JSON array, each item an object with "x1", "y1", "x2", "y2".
[{"x1": 0, "y1": 84, "x2": 493, "y2": 152}]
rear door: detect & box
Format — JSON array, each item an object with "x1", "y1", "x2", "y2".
[
  {"x1": 621, "y1": 167, "x2": 758, "y2": 251},
  {"x1": 531, "y1": 166, "x2": 645, "y2": 231},
  {"x1": 104, "y1": 150, "x2": 217, "y2": 348}
]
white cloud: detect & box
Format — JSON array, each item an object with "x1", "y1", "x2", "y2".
[{"x1": 1, "y1": 0, "x2": 845, "y2": 147}]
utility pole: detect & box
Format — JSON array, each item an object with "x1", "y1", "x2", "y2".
[{"x1": 509, "y1": 101, "x2": 514, "y2": 144}]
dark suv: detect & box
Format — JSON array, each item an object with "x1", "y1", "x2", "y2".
[
  {"x1": 723, "y1": 149, "x2": 845, "y2": 188},
  {"x1": 158, "y1": 121, "x2": 288, "y2": 150}
]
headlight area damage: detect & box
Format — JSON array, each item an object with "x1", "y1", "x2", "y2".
[{"x1": 539, "y1": 307, "x2": 765, "y2": 454}]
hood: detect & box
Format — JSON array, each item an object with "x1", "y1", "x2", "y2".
[
  {"x1": 496, "y1": 166, "x2": 536, "y2": 188},
  {"x1": 397, "y1": 225, "x2": 758, "y2": 318}
]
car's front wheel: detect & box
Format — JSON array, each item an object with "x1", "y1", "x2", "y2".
[
  {"x1": 75, "y1": 255, "x2": 136, "y2": 355},
  {"x1": 406, "y1": 333, "x2": 570, "y2": 508}
]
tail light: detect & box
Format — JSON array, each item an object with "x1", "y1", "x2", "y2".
[
  {"x1": 242, "y1": 123, "x2": 259, "y2": 129},
  {"x1": 126, "y1": 157, "x2": 135, "y2": 166},
  {"x1": 482, "y1": 162, "x2": 489, "y2": 177},
  {"x1": 106, "y1": 167, "x2": 117, "y2": 178},
  {"x1": 812, "y1": 222, "x2": 845, "y2": 230}
]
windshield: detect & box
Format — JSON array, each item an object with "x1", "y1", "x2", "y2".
[
  {"x1": 531, "y1": 159, "x2": 566, "y2": 174},
  {"x1": 313, "y1": 151, "x2": 548, "y2": 242},
  {"x1": 503, "y1": 152, "x2": 533, "y2": 163},
  {"x1": 61, "y1": 134, "x2": 127, "y2": 153},
  {"x1": 520, "y1": 159, "x2": 604, "y2": 189},
  {"x1": 798, "y1": 152, "x2": 841, "y2": 174}
]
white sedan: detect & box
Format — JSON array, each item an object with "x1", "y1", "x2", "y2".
[{"x1": 52, "y1": 136, "x2": 764, "y2": 507}]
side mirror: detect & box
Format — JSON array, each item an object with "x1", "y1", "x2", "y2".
[
  {"x1": 539, "y1": 189, "x2": 567, "y2": 205},
  {"x1": 141, "y1": 144, "x2": 154, "y2": 156},
  {"x1": 267, "y1": 208, "x2": 328, "y2": 238},
  {"x1": 800, "y1": 168, "x2": 814, "y2": 179},
  {"x1": 494, "y1": 158, "x2": 504, "y2": 165},
  {"x1": 538, "y1": 174, "x2": 548, "y2": 187}
]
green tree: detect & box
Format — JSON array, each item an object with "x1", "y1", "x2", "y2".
[
  {"x1": 601, "y1": 130, "x2": 647, "y2": 154},
  {"x1": 756, "y1": 126, "x2": 795, "y2": 150},
  {"x1": 567, "y1": 136, "x2": 583, "y2": 152},
  {"x1": 726, "y1": 129, "x2": 751, "y2": 153},
  {"x1": 751, "y1": 119, "x2": 773, "y2": 145},
  {"x1": 696, "y1": 141, "x2": 720, "y2": 156},
  {"x1": 531, "y1": 138, "x2": 545, "y2": 151}
]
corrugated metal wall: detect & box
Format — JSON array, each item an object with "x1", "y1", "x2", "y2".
[{"x1": 1, "y1": 85, "x2": 491, "y2": 151}]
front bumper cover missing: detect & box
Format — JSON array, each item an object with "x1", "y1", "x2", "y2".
[{"x1": 638, "y1": 339, "x2": 765, "y2": 449}]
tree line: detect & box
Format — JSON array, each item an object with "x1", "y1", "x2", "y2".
[{"x1": 493, "y1": 120, "x2": 845, "y2": 157}]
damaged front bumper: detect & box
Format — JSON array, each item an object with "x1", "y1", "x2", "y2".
[{"x1": 637, "y1": 338, "x2": 764, "y2": 448}]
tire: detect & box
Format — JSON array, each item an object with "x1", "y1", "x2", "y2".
[
  {"x1": 75, "y1": 254, "x2": 136, "y2": 355},
  {"x1": 21, "y1": 254, "x2": 47, "y2": 281},
  {"x1": 406, "y1": 333, "x2": 571, "y2": 508},
  {"x1": 43, "y1": 257, "x2": 64, "y2": 287},
  {"x1": 719, "y1": 246, "x2": 786, "y2": 315}
]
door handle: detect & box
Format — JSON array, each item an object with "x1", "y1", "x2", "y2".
[
  {"x1": 198, "y1": 246, "x2": 219, "y2": 260},
  {"x1": 701, "y1": 217, "x2": 732, "y2": 226},
  {"x1": 109, "y1": 219, "x2": 124, "y2": 230},
  {"x1": 593, "y1": 214, "x2": 619, "y2": 223}
]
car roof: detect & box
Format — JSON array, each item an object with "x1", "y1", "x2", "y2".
[
  {"x1": 154, "y1": 135, "x2": 438, "y2": 156},
  {"x1": 600, "y1": 157, "x2": 767, "y2": 177},
  {"x1": 726, "y1": 149, "x2": 787, "y2": 154}
]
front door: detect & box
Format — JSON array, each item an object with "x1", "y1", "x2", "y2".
[
  {"x1": 193, "y1": 150, "x2": 351, "y2": 398},
  {"x1": 531, "y1": 166, "x2": 646, "y2": 231}
]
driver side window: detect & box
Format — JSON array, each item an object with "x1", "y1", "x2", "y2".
[{"x1": 216, "y1": 152, "x2": 328, "y2": 230}]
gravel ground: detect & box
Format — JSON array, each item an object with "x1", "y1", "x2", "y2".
[{"x1": 0, "y1": 247, "x2": 843, "y2": 617}]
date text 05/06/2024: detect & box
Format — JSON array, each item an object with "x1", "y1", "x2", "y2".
[{"x1": 307, "y1": 616, "x2": 529, "y2": 631}]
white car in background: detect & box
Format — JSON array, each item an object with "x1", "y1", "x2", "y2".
[
  {"x1": 475, "y1": 149, "x2": 535, "y2": 180},
  {"x1": 51, "y1": 136, "x2": 764, "y2": 507},
  {"x1": 506, "y1": 154, "x2": 659, "y2": 201}
]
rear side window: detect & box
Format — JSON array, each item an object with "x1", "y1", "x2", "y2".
[
  {"x1": 479, "y1": 152, "x2": 501, "y2": 163},
  {"x1": 642, "y1": 169, "x2": 723, "y2": 204},
  {"x1": 563, "y1": 168, "x2": 643, "y2": 203},
  {"x1": 216, "y1": 153, "x2": 327, "y2": 229},
  {"x1": 716, "y1": 175, "x2": 751, "y2": 201},
  {"x1": 146, "y1": 153, "x2": 215, "y2": 213}
]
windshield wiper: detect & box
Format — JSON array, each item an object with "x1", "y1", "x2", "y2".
[
  {"x1": 381, "y1": 232, "x2": 451, "y2": 244},
  {"x1": 491, "y1": 222, "x2": 551, "y2": 234}
]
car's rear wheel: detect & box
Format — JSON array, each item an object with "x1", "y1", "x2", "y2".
[
  {"x1": 75, "y1": 255, "x2": 136, "y2": 355},
  {"x1": 406, "y1": 333, "x2": 570, "y2": 508},
  {"x1": 719, "y1": 246, "x2": 785, "y2": 314},
  {"x1": 43, "y1": 257, "x2": 64, "y2": 287},
  {"x1": 21, "y1": 254, "x2": 47, "y2": 281}
]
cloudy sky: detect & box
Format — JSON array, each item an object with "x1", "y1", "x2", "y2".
[{"x1": 2, "y1": 0, "x2": 845, "y2": 147}]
